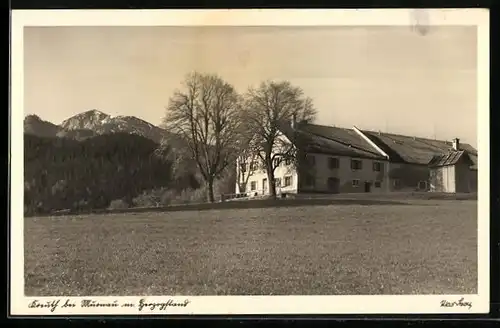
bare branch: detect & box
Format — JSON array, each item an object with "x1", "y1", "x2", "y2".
[
  {"x1": 162, "y1": 72, "x2": 243, "y2": 202},
  {"x1": 241, "y1": 80, "x2": 317, "y2": 198}
]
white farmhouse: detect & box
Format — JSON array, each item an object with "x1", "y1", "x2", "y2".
[{"x1": 235, "y1": 118, "x2": 478, "y2": 197}]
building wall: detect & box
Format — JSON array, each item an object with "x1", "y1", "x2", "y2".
[
  {"x1": 235, "y1": 132, "x2": 299, "y2": 196},
  {"x1": 429, "y1": 168, "x2": 438, "y2": 192},
  {"x1": 468, "y1": 169, "x2": 478, "y2": 193},
  {"x1": 238, "y1": 154, "x2": 451, "y2": 195},
  {"x1": 237, "y1": 151, "x2": 439, "y2": 195},
  {"x1": 429, "y1": 164, "x2": 477, "y2": 194},
  {"x1": 242, "y1": 161, "x2": 299, "y2": 195},
  {"x1": 298, "y1": 153, "x2": 390, "y2": 194},
  {"x1": 443, "y1": 166, "x2": 456, "y2": 192},
  {"x1": 455, "y1": 163, "x2": 471, "y2": 193},
  {"x1": 236, "y1": 152, "x2": 390, "y2": 195},
  {"x1": 388, "y1": 163, "x2": 431, "y2": 192},
  {"x1": 443, "y1": 166, "x2": 452, "y2": 192},
  {"x1": 235, "y1": 132, "x2": 475, "y2": 195},
  {"x1": 430, "y1": 165, "x2": 456, "y2": 193}
]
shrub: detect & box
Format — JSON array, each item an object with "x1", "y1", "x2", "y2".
[
  {"x1": 161, "y1": 187, "x2": 208, "y2": 205},
  {"x1": 108, "y1": 199, "x2": 129, "y2": 210},
  {"x1": 160, "y1": 189, "x2": 178, "y2": 206},
  {"x1": 183, "y1": 187, "x2": 207, "y2": 203},
  {"x1": 130, "y1": 186, "x2": 210, "y2": 208},
  {"x1": 132, "y1": 189, "x2": 164, "y2": 207}
]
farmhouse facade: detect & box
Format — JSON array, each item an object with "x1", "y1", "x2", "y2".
[{"x1": 235, "y1": 119, "x2": 478, "y2": 196}]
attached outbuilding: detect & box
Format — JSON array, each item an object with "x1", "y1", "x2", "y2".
[{"x1": 428, "y1": 146, "x2": 475, "y2": 193}]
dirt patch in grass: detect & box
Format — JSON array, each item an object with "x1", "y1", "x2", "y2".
[{"x1": 24, "y1": 200, "x2": 477, "y2": 296}]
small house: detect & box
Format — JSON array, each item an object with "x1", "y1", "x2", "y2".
[{"x1": 428, "y1": 138, "x2": 475, "y2": 193}]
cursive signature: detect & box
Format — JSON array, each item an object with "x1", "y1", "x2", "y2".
[{"x1": 440, "y1": 297, "x2": 472, "y2": 309}]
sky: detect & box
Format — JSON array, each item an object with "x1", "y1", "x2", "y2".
[{"x1": 24, "y1": 25, "x2": 477, "y2": 147}]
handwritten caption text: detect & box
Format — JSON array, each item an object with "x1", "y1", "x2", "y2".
[{"x1": 28, "y1": 298, "x2": 191, "y2": 313}]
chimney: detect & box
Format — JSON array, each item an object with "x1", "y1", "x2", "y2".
[
  {"x1": 291, "y1": 113, "x2": 297, "y2": 130},
  {"x1": 452, "y1": 138, "x2": 460, "y2": 151}
]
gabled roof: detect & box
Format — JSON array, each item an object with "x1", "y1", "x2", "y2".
[
  {"x1": 361, "y1": 130, "x2": 478, "y2": 169},
  {"x1": 277, "y1": 121, "x2": 478, "y2": 169},
  {"x1": 278, "y1": 122, "x2": 386, "y2": 160},
  {"x1": 428, "y1": 150, "x2": 474, "y2": 168}
]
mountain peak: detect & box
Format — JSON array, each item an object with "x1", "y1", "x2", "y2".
[
  {"x1": 26, "y1": 110, "x2": 167, "y2": 144},
  {"x1": 61, "y1": 109, "x2": 110, "y2": 130},
  {"x1": 25, "y1": 114, "x2": 42, "y2": 121},
  {"x1": 24, "y1": 114, "x2": 61, "y2": 138},
  {"x1": 84, "y1": 109, "x2": 108, "y2": 115}
]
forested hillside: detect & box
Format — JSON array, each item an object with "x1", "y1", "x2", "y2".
[{"x1": 23, "y1": 133, "x2": 201, "y2": 215}]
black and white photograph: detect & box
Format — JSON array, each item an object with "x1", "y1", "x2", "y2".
[{"x1": 10, "y1": 9, "x2": 490, "y2": 315}]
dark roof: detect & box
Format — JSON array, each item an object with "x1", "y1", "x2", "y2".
[
  {"x1": 278, "y1": 122, "x2": 386, "y2": 160},
  {"x1": 428, "y1": 150, "x2": 474, "y2": 168},
  {"x1": 277, "y1": 122, "x2": 478, "y2": 169},
  {"x1": 361, "y1": 130, "x2": 478, "y2": 168}
]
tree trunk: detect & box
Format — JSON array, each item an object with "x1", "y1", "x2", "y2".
[
  {"x1": 207, "y1": 179, "x2": 215, "y2": 203},
  {"x1": 267, "y1": 167, "x2": 277, "y2": 200},
  {"x1": 237, "y1": 169, "x2": 247, "y2": 194},
  {"x1": 264, "y1": 152, "x2": 277, "y2": 200},
  {"x1": 237, "y1": 182, "x2": 246, "y2": 194}
]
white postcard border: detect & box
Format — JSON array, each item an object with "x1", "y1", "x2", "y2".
[{"x1": 10, "y1": 8, "x2": 490, "y2": 316}]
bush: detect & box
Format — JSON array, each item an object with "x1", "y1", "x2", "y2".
[
  {"x1": 190, "y1": 187, "x2": 208, "y2": 203},
  {"x1": 160, "y1": 187, "x2": 208, "y2": 205},
  {"x1": 132, "y1": 186, "x2": 210, "y2": 208},
  {"x1": 108, "y1": 199, "x2": 129, "y2": 210},
  {"x1": 160, "y1": 189, "x2": 178, "y2": 206},
  {"x1": 132, "y1": 188, "x2": 164, "y2": 207}
]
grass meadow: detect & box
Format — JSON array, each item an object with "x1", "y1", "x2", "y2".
[{"x1": 24, "y1": 200, "x2": 477, "y2": 296}]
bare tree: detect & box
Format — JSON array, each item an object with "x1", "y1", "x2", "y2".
[
  {"x1": 242, "y1": 80, "x2": 317, "y2": 199},
  {"x1": 163, "y1": 72, "x2": 242, "y2": 203},
  {"x1": 235, "y1": 133, "x2": 258, "y2": 195}
]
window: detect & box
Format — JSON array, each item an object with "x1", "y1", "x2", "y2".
[
  {"x1": 275, "y1": 178, "x2": 282, "y2": 187},
  {"x1": 351, "y1": 159, "x2": 363, "y2": 170},
  {"x1": 328, "y1": 157, "x2": 339, "y2": 169},
  {"x1": 373, "y1": 162, "x2": 383, "y2": 172},
  {"x1": 262, "y1": 178, "x2": 268, "y2": 190},
  {"x1": 352, "y1": 179, "x2": 360, "y2": 187},
  {"x1": 306, "y1": 155, "x2": 316, "y2": 166},
  {"x1": 374, "y1": 181, "x2": 382, "y2": 188},
  {"x1": 250, "y1": 181, "x2": 256, "y2": 191},
  {"x1": 284, "y1": 176, "x2": 292, "y2": 187}
]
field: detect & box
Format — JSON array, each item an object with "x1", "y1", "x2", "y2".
[{"x1": 24, "y1": 200, "x2": 478, "y2": 296}]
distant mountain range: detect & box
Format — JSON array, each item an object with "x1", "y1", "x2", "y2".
[
  {"x1": 24, "y1": 109, "x2": 166, "y2": 143},
  {"x1": 23, "y1": 110, "x2": 204, "y2": 216}
]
